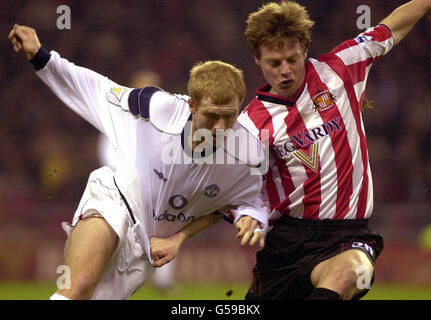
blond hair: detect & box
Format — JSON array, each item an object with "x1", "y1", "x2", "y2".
[
  {"x1": 187, "y1": 61, "x2": 245, "y2": 106},
  {"x1": 245, "y1": 1, "x2": 315, "y2": 57}
]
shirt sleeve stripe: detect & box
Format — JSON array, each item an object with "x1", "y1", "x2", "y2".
[{"x1": 127, "y1": 86, "x2": 161, "y2": 118}]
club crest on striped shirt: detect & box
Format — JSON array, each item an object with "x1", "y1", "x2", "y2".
[{"x1": 312, "y1": 90, "x2": 336, "y2": 112}]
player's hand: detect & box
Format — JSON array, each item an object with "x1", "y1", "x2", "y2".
[
  {"x1": 235, "y1": 216, "x2": 265, "y2": 248},
  {"x1": 150, "y1": 234, "x2": 182, "y2": 268},
  {"x1": 8, "y1": 24, "x2": 41, "y2": 60}
]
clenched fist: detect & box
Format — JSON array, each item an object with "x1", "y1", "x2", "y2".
[
  {"x1": 8, "y1": 24, "x2": 41, "y2": 60},
  {"x1": 150, "y1": 233, "x2": 182, "y2": 268}
]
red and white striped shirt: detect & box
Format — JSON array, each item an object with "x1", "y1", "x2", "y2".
[{"x1": 238, "y1": 25, "x2": 394, "y2": 222}]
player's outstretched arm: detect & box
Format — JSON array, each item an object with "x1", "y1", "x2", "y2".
[
  {"x1": 380, "y1": 0, "x2": 431, "y2": 46},
  {"x1": 8, "y1": 24, "x2": 41, "y2": 60},
  {"x1": 8, "y1": 24, "x2": 124, "y2": 136}
]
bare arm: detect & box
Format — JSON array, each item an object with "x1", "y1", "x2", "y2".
[
  {"x1": 150, "y1": 214, "x2": 265, "y2": 267},
  {"x1": 150, "y1": 214, "x2": 222, "y2": 267},
  {"x1": 380, "y1": 0, "x2": 431, "y2": 46}
]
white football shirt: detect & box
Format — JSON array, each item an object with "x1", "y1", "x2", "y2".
[{"x1": 34, "y1": 50, "x2": 268, "y2": 260}]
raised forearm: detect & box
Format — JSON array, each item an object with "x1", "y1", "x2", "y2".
[
  {"x1": 380, "y1": 0, "x2": 431, "y2": 45},
  {"x1": 9, "y1": 24, "x2": 118, "y2": 135}
]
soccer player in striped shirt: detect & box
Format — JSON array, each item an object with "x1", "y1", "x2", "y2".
[{"x1": 241, "y1": 0, "x2": 431, "y2": 300}]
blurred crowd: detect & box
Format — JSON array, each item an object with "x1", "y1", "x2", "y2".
[{"x1": 0, "y1": 0, "x2": 430, "y2": 220}]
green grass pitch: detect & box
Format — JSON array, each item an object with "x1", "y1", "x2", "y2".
[{"x1": 0, "y1": 282, "x2": 431, "y2": 300}]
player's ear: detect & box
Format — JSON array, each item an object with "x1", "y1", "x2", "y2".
[
  {"x1": 254, "y1": 55, "x2": 261, "y2": 66},
  {"x1": 188, "y1": 98, "x2": 196, "y2": 113}
]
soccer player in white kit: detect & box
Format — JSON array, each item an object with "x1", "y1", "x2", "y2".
[
  {"x1": 9, "y1": 25, "x2": 269, "y2": 300},
  {"x1": 98, "y1": 133, "x2": 177, "y2": 291},
  {"x1": 240, "y1": 1, "x2": 431, "y2": 300},
  {"x1": 98, "y1": 69, "x2": 178, "y2": 292}
]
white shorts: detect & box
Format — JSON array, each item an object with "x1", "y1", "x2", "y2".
[{"x1": 61, "y1": 166, "x2": 155, "y2": 299}]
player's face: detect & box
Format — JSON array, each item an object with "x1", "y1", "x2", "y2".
[
  {"x1": 189, "y1": 96, "x2": 240, "y2": 147},
  {"x1": 255, "y1": 39, "x2": 307, "y2": 99}
]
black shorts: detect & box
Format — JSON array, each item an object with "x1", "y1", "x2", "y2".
[{"x1": 245, "y1": 216, "x2": 384, "y2": 300}]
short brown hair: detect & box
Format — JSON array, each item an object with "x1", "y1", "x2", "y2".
[
  {"x1": 245, "y1": 1, "x2": 315, "y2": 58},
  {"x1": 187, "y1": 61, "x2": 245, "y2": 106}
]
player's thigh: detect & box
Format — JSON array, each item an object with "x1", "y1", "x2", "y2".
[
  {"x1": 310, "y1": 248, "x2": 373, "y2": 289},
  {"x1": 65, "y1": 216, "x2": 119, "y2": 275}
]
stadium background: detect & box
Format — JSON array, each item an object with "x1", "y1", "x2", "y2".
[{"x1": 0, "y1": 0, "x2": 430, "y2": 300}]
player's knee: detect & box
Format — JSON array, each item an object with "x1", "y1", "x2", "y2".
[
  {"x1": 315, "y1": 253, "x2": 373, "y2": 299},
  {"x1": 329, "y1": 267, "x2": 360, "y2": 299},
  {"x1": 329, "y1": 260, "x2": 374, "y2": 299},
  {"x1": 59, "y1": 272, "x2": 98, "y2": 300}
]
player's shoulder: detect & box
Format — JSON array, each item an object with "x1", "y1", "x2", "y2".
[
  {"x1": 146, "y1": 87, "x2": 191, "y2": 134},
  {"x1": 237, "y1": 110, "x2": 261, "y2": 140},
  {"x1": 106, "y1": 83, "x2": 191, "y2": 134},
  {"x1": 223, "y1": 120, "x2": 266, "y2": 168},
  {"x1": 236, "y1": 100, "x2": 272, "y2": 140}
]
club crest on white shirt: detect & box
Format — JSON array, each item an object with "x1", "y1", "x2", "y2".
[{"x1": 204, "y1": 184, "x2": 220, "y2": 198}]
